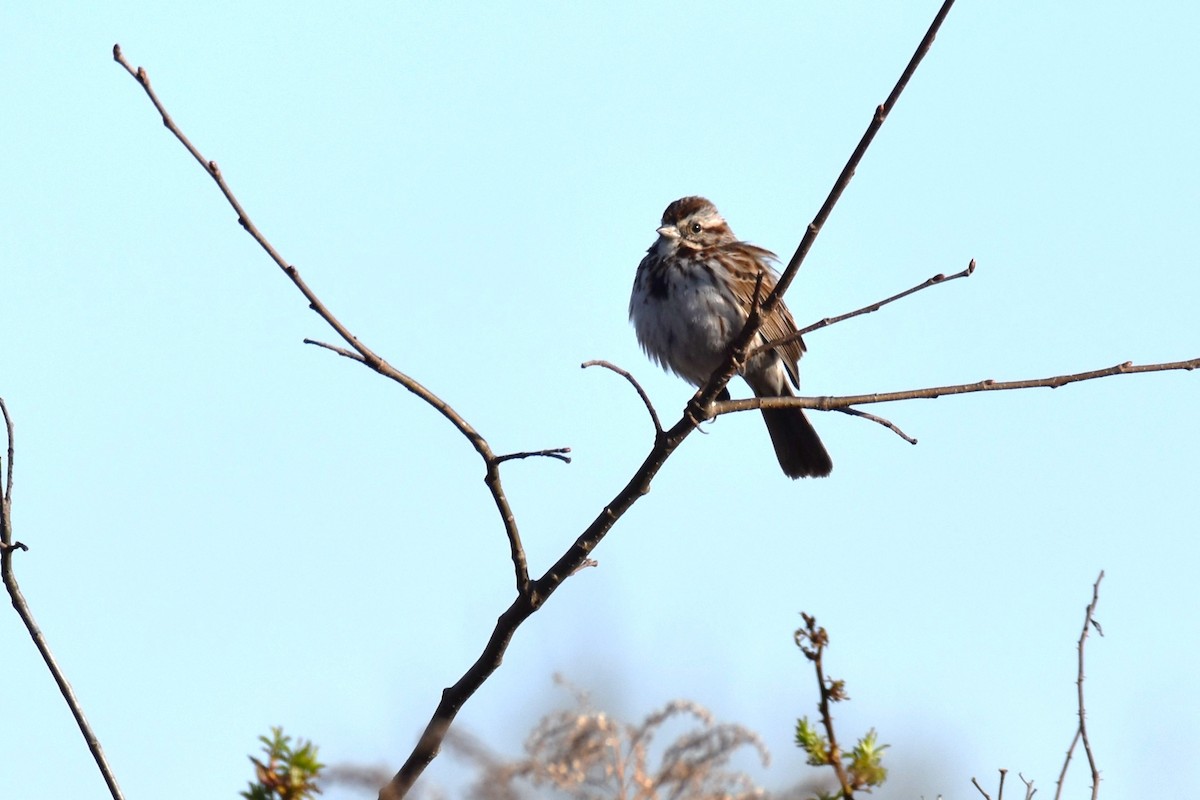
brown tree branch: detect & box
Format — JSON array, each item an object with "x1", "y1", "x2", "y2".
[
  {"x1": 712, "y1": 358, "x2": 1200, "y2": 417},
  {"x1": 833, "y1": 407, "x2": 917, "y2": 444},
  {"x1": 493, "y1": 448, "x2": 572, "y2": 465},
  {"x1": 1054, "y1": 571, "x2": 1105, "y2": 800},
  {"x1": 974, "y1": 769, "x2": 1026, "y2": 800},
  {"x1": 112, "y1": 45, "x2": 541, "y2": 599},
  {"x1": 749, "y1": 260, "x2": 976, "y2": 359},
  {"x1": 581, "y1": 359, "x2": 665, "y2": 437},
  {"x1": 0, "y1": 399, "x2": 126, "y2": 800},
  {"x1": 113, "y1": 3, "x2": 959, "y2": 797}
]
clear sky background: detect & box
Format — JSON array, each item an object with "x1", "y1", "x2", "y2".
[{"x1": 4, "y1": 2, "x2": 1198, "y2": 799}]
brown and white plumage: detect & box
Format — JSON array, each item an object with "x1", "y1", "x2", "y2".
[{"x1": 629, "y1": 196, "x2": 832, "y2": 478}]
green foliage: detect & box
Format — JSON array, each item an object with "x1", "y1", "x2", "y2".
[
  {"x1": 795, "y1": 717, "x2": 832, "y2": 766},
  {"x1": 845, "y1": 728, "x2": 888, "y2": 790},
  {"x1": 794, "y1": 613, "x2": 888, "y2": 798},
  {"x1": 795, "y1": 720, "x2": 889, "y2": 798},
  {"x1": 241, "y1": 727, "x2": 325, "y2": 800}
]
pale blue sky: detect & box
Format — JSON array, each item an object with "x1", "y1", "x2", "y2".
[{"x1": 4, "y1": 3, "x2": 1198, "y2": 799}]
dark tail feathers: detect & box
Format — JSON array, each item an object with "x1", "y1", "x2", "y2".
[{"x1": 761, "y1": 406, "x2": 833, "y2": 479}]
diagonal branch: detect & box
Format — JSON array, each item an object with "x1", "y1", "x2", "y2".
[
  {"x1": 691, "y1": 0, "x2": 960, "y2": 415},
  {"x1": 114, "y1": 3, "x2": 960, "y2": 797},
  {"x1": 833, "y1": 407, "x2": 917, "y2": 444},
  {"x1": 0, "y1": 399, "x2": 126, "y2": 800},
  {"x1": 379, "y1": 22, "x2": 965, "y2": 767},
  {"x1": 112, "y1": 45, "x2": 541, "y2": 598},
  {"x1": 749, "y1": 260, "x2": 976, "y2": 359}
]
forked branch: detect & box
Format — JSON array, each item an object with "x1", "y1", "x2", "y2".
[
  {"x1": 1054, "y1": 571, "x2": 1105, "y2": 800},
  {"x1": 111, "y1": 44, "x2": 564, "y2": 600},
  {"x1": 749, "y1": 260, "x2": 976, "y2": 360},
  {"x1": 975, "y1": 575, "x2": 1104, "y2": 800},
  {"x1": 110, "y1": 3, "x2": 966, "y2": 798}
]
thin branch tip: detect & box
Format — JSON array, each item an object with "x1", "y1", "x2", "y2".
[
  {"x1": 833, "y1": 407, "x2": 917, "y2": 444},
  {"x1": 582, "y1": 359, "x2": 664, "y2": 435},
  {"x1": 752, "y1": 259, "x2": 977, "y2": 358}
]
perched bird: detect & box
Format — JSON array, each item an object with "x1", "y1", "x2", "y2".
[{"x1": 630, "y1": 196, "x2": 832, "y2": 478}]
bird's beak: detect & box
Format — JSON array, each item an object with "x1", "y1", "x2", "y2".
[{"x1": 656, "y1": 225, "x2": 680, "y2": 239}]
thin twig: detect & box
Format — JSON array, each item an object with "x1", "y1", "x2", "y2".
[
  {"x1": 1054, "y1": 571, "x2": 1105, "y2": 800},
  {"x1": 749, "y1": 260, "x2": 976, "y2": 359},
  {"x1": 713, "y1": 358, "x2": 1200, "y2": 416},
  {"x1": 304, "y1": 338, "x2": 365, "y2": 362},
  {"x1": 1078, "y1": 573, "x2": 1105, "y2": 800},
  {"x1": 1060, "y1": 568, "x2": 1104, "y2": 800},
  {"x1": 2, "y1": 396, "x2": 12, "y2": 501},
  {"x1": 747, "y1": 269, "x2": 767, "y2": 319},
  {"x1": 493, "y1": 448, "x2": 572, "y2": 465},
  {"x1": 582, "y1": 360, "x2": 664, "y2": 436},
  {"x1": 972, "y1": 777, "x2": 992, "y2": 800},
  {"x1": 0, "y1": 399, "x2": 125, "y2": 800},
  {"x1": 1055, "y1": 730, "x2": 1082, "y2": 800},
  {"x1": 113, "y1": 45, "x2": 535, "y2": 598},
  {"x1": 832, "y1": 407, "x2": 917, "y2": 444},
  {"x1": 1019, "y1": 772, "x2": 1037, "y2": 800},
  {"x1": 570, "y1": 558, "x2": 599, "y2": 576}
]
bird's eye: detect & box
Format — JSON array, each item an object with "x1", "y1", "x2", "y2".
[{"x1": 690, "y1": 222, "x2": 702, "y2": 234}]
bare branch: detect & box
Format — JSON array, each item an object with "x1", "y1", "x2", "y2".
[
  {"x1": 713, "y1": 358, "x2": 1200, "y2": 417},
  {"x1": 582, "y1": 360, "x2": 664, "y2": 436},
  {"x1": 0, "y1": 399, "x2": 126, "y2": 800},
  {"x1": 974, "y1": 769, "x2": 1027, "y2": 800},
  {"x1": 113, "y1": 44, "x2": 536, "y2": 601},
  {"x1": 749, "y1": 260, "x2": 976, "y2": 359},
  {"x1": 303, "y1": 338, "x2": 366, "y2": 362},
  {"x1": 1054, "y1": 571, "x2": 1105, "y2": 800},
  {"x1": 832, "y1": 407, "x2": 917, "y2": 444},
  {"x1": 1078, "y1": 573, "x2": 1105, "y2": 799},
  {"x1": 1056, "y1": 730, "x2": 1082, "y2": 800},
  {"x1": 2, "y1": 396, "x2": 12, "y2": 502},
  {"x1": 493, "y1": 448, "x2": 572, "y2": 465}
]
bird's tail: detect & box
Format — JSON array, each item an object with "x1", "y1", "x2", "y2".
[{"x1": 759, "y1": 392, "x2": 833, "y2": 479}]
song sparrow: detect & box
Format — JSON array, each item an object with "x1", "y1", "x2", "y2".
[{"x1": 629, "y1": 196, "x2": 833, "y2": 478}]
